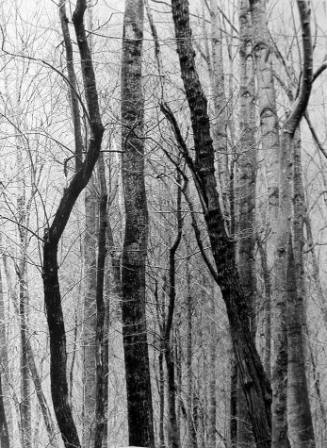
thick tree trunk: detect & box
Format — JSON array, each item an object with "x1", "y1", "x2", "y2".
[
  {"x1": 249, "y1": 0, "x2": 280, "y2": 380},
  {"x1": 235, "y1": 2, "x2": 257, "y2": 446},
  {"x1": 271, "y1": 3, "x2": 312, "y2": 447},
  {"x1": 287, "y1": 130, "x2": 315, "y2": 447},
  {"x1": 169, "y1": 2, "x2": 271, "y2": 446},
  {"x1": 121, "y1": 1, "x2": 154, "y2": 446}
]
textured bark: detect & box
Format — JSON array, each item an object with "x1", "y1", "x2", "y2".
[
  {"x1": 42, "y1": 2, "x2": 104, "y2": 446},
  {"x1": 235, "y1": 2, "x2": 257, "y2": 445},
  {"x1": 121, "y1": 1, "x2": 154, "y2": 446},
  {"x1": 304, "y1": 215, "x2": 327, "y2": 327},
  {"x1": 249, "y1": 0, "x2": 280, "y2": 380},
  {"x1": 82, "y1": 178, "x2": 97, "y2": 448},
  {"x1": 209, "y1": 0, "x2": 229, "y2": 219},
  {"x1": 169, "y1": 1, "x2": 271, "y2": 446},
  {"x1": 94, "y1": 154, "x2": 109, "y2": 448},
  {"x1": 287, "y1": 129, "x2": 315, "y2": 447},
  {"x1": 257, "y1": 240, "x2": 272, "y2": 377},
  {"x1": 271, "y1": 3, "x2": 312, "y2": 448}
]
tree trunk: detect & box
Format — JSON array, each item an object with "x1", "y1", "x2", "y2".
[
  {"x1": 82, "y1": 5, "x2": 98, "y2": 442},
  {"x1": 164, "y1": 175, "x2": 182, "y2": 448},
  {"x1": 249, "y1": 0, "x2": 280, "y2": 380},
  {"x1": 82, "y1": 178, "x2": 97, "y2": 448},
  {"x1": 0, "y1": 265, "x2": 10, "y2": 448},
  {"x1": 42, "y1": 1, "x2": 104, "y2": 446},
  {"x1": 271, "y1": 3, "x2": 312, "y2": 447},
  {"x1": 207, "y1": 289, "x2": 216, "y2": 448},
  {"x1": 287, "y1": 129, "x2": 315, "y2": 447},
  {"x1": 209, "y1": 0, "x2": 229, "y2": 219},
  {"x1": 235, "y1": 1, "x2": 257, "y2": 445},
  {"x1": 121, "y1": 1, "x2": 154, "y2": 446},
  {"x1": 17, "y1": 147, "x2": 32, "y2": 448},
  {"x1": 185, "y1": 253, "x2": 197, "y2": 448},
  {"x1": 169, "y1": 2, "x2": 271, "y2": 446},
  {"x1": 94, "y1": 153, "x2": 109, "y2": 448}
]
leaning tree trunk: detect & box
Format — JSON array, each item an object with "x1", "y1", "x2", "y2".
[
  {"x1": 169, "y1": 1, "x2": 271, "y2": 447},
  {"x1": 234, "y1": 1, "x2": 257, "y2": 446},
  {"x1": 249, "y1": 0, "x2": 280, "y2": 379},
  {"x1": 121, "y1": 1, "x2": 154, "y2": 446},
  {"x1": 287, "y1": 128, "x2": 315, "y2": 447},
  {"x1": 43, "y1": 1, "x2": 104, "y2": 447}
]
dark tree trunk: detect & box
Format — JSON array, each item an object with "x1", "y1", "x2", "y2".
[
  {"x1": 121, "y1": 1, "x2": 154, "y2": 446},
  {"x1": 235, "y1": 1, "x2": 257, "y2": 445},
  {"x1": 0, "y1": 375, "x2": 9, "y2": 448},
  {"x1": 94, "y1": 154, "x2": 109, "y2": 448},
  {"x1": 169, "y1": 1, "x2": 271, "y2": 446},
  {"x1": 42, "y1": 1, "x2": 104, "y2": 446}
]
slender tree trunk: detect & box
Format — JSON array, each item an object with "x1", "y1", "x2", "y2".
[
  {"x1": 42, "y1": 2, "x2": 104, "y2": 446},
  {"x1": 209, "y1": 0, "x2": 229, "y2": 219},
  {"x1": 230, "y1": 359, "x2": 237, "y2": 448},
  {"x1": 82, "y1": 5, "x2": 98, "y2": 444},
  {"x1": 207, "y1": 287, "x2": 216, "y2": 448},
  {"x1": 164, "y1": 175, "x2": 182, "y2": 448},
  {"x1": 0, "y1": 266, "x2": 10, "y2": 448},
  {"x1": 185, "y1": 254, "x2": 197, "y2": 448},
  {"x1": 168, "y1": 2, "x2": 272, "y2": 446},
  {"x1": 82, "y1": 178, "x2": 97, "y2": 447},
  {"x1": 287, "y1": 129, "x2": 315, "y2": 447},
  {"x1": 17, "y1": 149, "x2": 32, "y2": 448},
  {"x1": 121, "y1": 1, "x2": 154, "y2": 446},
  {"x1": 94, "y1": 153, "x2": 109, "y2": 448}
]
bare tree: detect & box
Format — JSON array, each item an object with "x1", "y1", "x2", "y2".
[
  {"x1": 121, "y1": 1, "x2": 154, "y2": 446},
  {"x1": 42, "y1": 1, "x2": 104, "y2": 446}
]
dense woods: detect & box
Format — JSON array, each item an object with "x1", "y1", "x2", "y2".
[{"x1": 0, "y1": 0, "x2": 327, "y2": 447}]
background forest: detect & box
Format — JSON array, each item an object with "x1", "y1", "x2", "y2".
[{"x1": 0, "y1": 0, "x2": 326, "y2": 447}]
